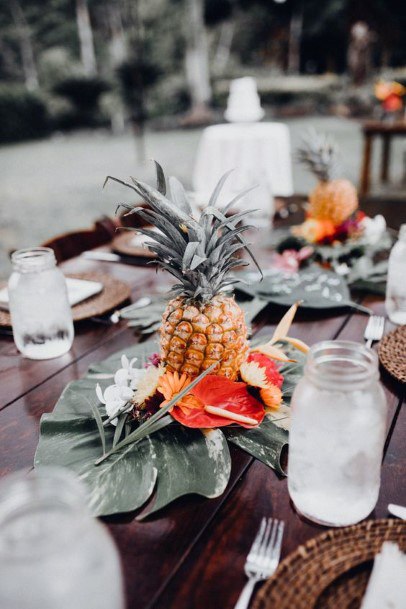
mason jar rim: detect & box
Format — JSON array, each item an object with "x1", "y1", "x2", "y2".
[
  {"x1": 305, "y1": 340, "x2": 379, "y2": 388},
  {"x1": 11, "y1": 247, "x2": 56, "y2": 272}
]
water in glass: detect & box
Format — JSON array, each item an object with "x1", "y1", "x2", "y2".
[
  {"x1": 8, "y1": 248, "x2": 74, "y2": 359},
  {"x1": 385, "y1": 224, "x2": 406, "y2": 324},
  {"x1": 288, "y1": 341, "x2": 387, "y2": 527},
  {"x1": 0, "y1": 468, "x2": 124, "y2": 609}
]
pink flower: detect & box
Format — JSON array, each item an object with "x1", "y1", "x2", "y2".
[
  {"x1": 272, "y1": 246, "x2": 314, "y2": 273},
  {"x1": 147, "y1": 353, "x2": 161, "y2": 367}
]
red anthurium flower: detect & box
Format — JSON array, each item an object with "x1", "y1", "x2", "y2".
[
  {"x1": 158, "y1": 372, "x2": 265, "y2": 429},
  {"x1": 247, "y1": 352, "x2": 284, "y2": 388}
]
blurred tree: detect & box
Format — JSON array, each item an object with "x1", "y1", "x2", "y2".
[
  {"x1": 10, "y1": 0, "x2": 38, "y2": 90},
  {"x1": 287, "y1": 0, "x2": 303, "y2": 74},
  {"x1": 106, "y1": 2, "x2": 127, "y2": 67},
  {"x1": 205, "y1": 0, "x2": 235, "y2": 75},
  {"x1": 76, "y1": 0, "x2": 97, "y2": 75},
  {"x1": 183, "y1": 0, "x2": 212, "y2": 122}
]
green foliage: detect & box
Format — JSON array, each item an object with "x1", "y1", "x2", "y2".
[
  {"x1": 53, "y1": 75, "x2": 110, "y2": 129},
  {"x1": 147, "y1": 76, "x2": 190, "y2": 119},
  {"x1": 34, "y1": 336, "x2": 304, "y2": 517},
  {"x1": 116, "y1": 58, "x2": 161, "y2": 121},
  {"x1": 0, "y1": 84, "x2": 50, "y2": 143},
  {"x1": 37, "y1": 47, "x2": 81, "y2": 91}
]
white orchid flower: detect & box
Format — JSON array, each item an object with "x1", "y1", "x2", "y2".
[
  {"x1": 361, "y1": 215, "x2": 386, "y2": 244},
  {"x1": 114, "y1": 355, "x2": 145, "y2": 389},
  {"x1": 95, "y1": 382, "x2": 134, "y2": 426}
]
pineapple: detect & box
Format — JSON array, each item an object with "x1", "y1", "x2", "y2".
[
  {"x1": 297, "y1": 130, "x2": 358, "y2": 226},
  {"x1": 106, "y1": 164, "x2": 261, "y2": 380}
]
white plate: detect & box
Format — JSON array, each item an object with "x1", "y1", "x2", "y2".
[{"x1": 0, "y1": 277, "x2": 103, "y2": 311}]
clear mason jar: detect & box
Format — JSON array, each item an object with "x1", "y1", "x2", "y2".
[
  {"x1": 288, "y1": 341, "x2": 387, "y2": 527},
  {"x1": 0, "y1": 468, "x2": 125, "y2": 609},
  {"x1": 8, "y1": 247, "x2": 74, "y2": 359}
]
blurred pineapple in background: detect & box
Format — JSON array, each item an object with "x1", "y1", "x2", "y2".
[{"x1": 297, "y1": 130, "x2": 358, "y2": 227}]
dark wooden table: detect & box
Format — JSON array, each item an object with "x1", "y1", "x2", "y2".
[
  {"x1": 360, "y1": 120, "x2": 406, "y2": 196},
  {"x1": 0, "y1": 226, "x2": 405, "y2": 609}
]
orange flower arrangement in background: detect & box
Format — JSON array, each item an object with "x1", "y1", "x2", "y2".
[{"x1": 374, "y1": 80, "x2": 405, "y2": 113}]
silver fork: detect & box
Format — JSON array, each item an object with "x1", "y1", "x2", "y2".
[
  {"x1": 234, "y1": 518, "x2": 284, "y2": 609},
  {"x1": 364, "y1": 315, "x2": 385, "y2": 348}
]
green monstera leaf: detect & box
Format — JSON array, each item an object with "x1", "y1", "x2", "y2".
[
  {"x1": 35, "y1": 410, "x2": 231, "y2": 518},
  {"x1": 35, "y1": 343, "x2": 232, "y2": 518},
  {"x1": 35, "y1": 412, "x2": 158, "y2": 517},
  {"x1": 35, "y1": 337, "x2": 304, "y2": 517},
  {"x1": 236, "y1": 266, "x2": 372, "y2": 312}
]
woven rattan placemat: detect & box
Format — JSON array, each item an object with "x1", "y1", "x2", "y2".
[
  {"x1": 252, "y1": 519, "x2": 406, "y2": 609},
  {"x1": 0, "y1": 272, "x2": 131, "y2": 326},
  {"x1": 112, "y1": 232, "x2": 156, "y2": 259},
  {"x1": 379, "y1": 325, "x2": 406, "y2": 384}
]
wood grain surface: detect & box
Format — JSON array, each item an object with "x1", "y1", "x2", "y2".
[{"x1": 0, "y1": 218, "x2": 404, "y2": 609}]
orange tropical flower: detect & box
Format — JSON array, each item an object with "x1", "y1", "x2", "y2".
[
  {"x1": 157, "y1": 370, "x2": 202, "y2": 415},
  {"x1": 157, "y1": 370, "x2": 192, "y2": 403},
  {"x1": 260, "y1": 385, "x2": 283, "y2": 411}
]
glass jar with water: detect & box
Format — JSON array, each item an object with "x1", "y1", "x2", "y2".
[
  {"x1": 0, "y1": 468, "x2": 124, "y2": 609},
  {"x1": 8, "y1": 247, "x2": 74, "y2": 359},
  {"x1": 288, "y1": 341, "x2": 387, "y2": 527}
]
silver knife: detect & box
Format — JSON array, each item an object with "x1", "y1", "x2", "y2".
[
  {"x1": 81, "y1": 251, "x2": 122, "y2": 262},
  {"x1": 388, "y1": 504, "x2": 406, "y2": 520}
]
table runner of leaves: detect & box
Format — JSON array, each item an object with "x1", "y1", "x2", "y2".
[{"x1": 34, "y1": 339, "x2": 305, "y2": 518}]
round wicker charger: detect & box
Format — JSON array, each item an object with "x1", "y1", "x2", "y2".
[
  {"x1": 252, "y1": 519, "x2": 406, "y2": 609},
  {"x1": 0, "y1": 272, "x2": 131, "y2": 326},
  {"x1": 378, "y1": 325, "x2": 406, "y2": 384},
  {"x1": 112, "y1": 232, "x2": 156, "y2": 259}
]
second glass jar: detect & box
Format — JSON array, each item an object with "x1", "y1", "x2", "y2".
[{"x1": 288, "y1": 340, "x2": 387, "y2": 527}]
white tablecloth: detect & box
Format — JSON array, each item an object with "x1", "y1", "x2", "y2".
[{"x1": 193, "y1": 122, "x2": 294, "y2": 201}]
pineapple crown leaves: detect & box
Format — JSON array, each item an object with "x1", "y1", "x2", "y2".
[
  {"x1": 105, "y1": 162, "x2": 262, "y2": 302},
  {"x1": 296, "y1": 128, "x2": 341, "y2": 182}
]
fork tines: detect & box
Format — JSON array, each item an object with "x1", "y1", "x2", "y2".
[{"x1": 247, "y1": 517, "x2": 284, "y2": 569}]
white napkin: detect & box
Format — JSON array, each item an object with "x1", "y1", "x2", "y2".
[
  {"x1": 360, "y1": 541, "x2": 406, "y2": 609},
  {"x1": 0, "y1": 277, "x2": 103, "y2": 311}
]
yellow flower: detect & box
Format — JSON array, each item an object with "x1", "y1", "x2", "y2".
[
  {"x1": 132, "y1": 365, "x2": 165, "y2": 405},
  {"x1": 240, "y1": 361, "x2": 269, "y2": 389},
  {"x1": 260, "y1": 385, "x2": 283, "y2": 411}
]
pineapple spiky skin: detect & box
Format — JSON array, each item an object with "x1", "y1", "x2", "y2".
[
  {"x1": 160, "y1": 294, "x2": 249, "y2": 379},
  {"x1": 308, "y1": 178, "x2": 358, "y2": 226},
  {"x1": 297, "y1": 130, "x2": 358, "y2": 226}
]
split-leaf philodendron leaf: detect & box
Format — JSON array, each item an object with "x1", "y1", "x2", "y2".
[{"x1": 35, "y1": 339, "x2": 304, "y2": 517}]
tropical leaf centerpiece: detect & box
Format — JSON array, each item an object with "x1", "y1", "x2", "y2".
[
  {"x1": 35, "y1": 166, "x2": 307, "y2": 518},
  {"x1": 277, "y1": 130, "x2": 392, "y2": 273}
]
